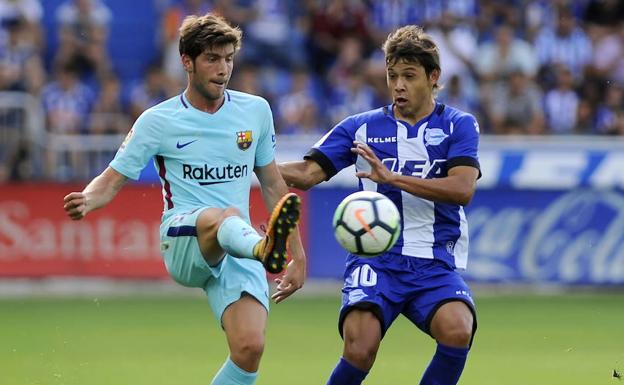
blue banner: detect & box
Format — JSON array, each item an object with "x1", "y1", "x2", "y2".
[{"x1": 307, "y1": 188, "x2": 624, "y2": 285}]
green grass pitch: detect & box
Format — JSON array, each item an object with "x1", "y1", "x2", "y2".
[{"x1": 1, "y1": 292, "x2": 623, "y2": 385}]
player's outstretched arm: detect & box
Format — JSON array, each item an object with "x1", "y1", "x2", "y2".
[
  {"x1": 352, "y1": 141, "x2": 479, "y2": 206},
  {"x1": 63, "y1": 167, "x2": 128, "y2": 220},
  {"x1": 255, "y1": 160, "x2": 307, "y2": 303},
  {"x1": 277, "y1": 159, "x2": 327, "y2": 191}
]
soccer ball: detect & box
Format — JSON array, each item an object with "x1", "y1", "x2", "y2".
[{"x1": 332, "y1": 191, "x2": 401, "y2": 257}]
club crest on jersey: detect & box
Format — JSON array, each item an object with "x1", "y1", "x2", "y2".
[
  {"x1": 424, "y1": 128, "x2": 448, "y2": 146},
  {"x1": 236, "y1": 130, "x2": 253, "y2": 150},
  {"x1": 119, "y1": 128, "x2": 134, "y2": 151}
]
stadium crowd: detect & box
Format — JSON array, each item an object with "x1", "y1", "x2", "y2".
[{"x1": 0, "y1": 0, "x2": 623, "y2": 181}]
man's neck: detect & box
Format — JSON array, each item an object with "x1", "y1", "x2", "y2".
[{"x1": 185, "y1": 89, "x2": 225, "y2": 114}]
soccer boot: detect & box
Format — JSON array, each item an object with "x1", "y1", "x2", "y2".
[{"x1": 254, "y1": 192, "x2": 301, "y2": 274}]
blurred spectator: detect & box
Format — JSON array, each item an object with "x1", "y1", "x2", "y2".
[
  {"x1": 488, "y1": 69, "x2": 544, "y2": 135},
  {"x1": 276, "y1": 67, "x2": 322, "y2": 135},
  {"x1": 41, "y1": 61, "x2": 96, "y2": 180},
  {"x1": 584, "y1": 0, "x2": 624, "y2": 29},
  {"x1": 228, "y1": 0, "x2": 306, "y2": 69},
  {"x1": 327, "y1": 36, "x2": 365, "y2": 85},
  {"x1": 0, "y1": 0, "x2": 43, "y2": 49},
  {"x1": 41, "y1": 62, "x2": 95, "y2": 134},
  {"x1": 229, "y1": 62, "x2": 262, "y2": 95},
  {"x1": 586, "y1": 25, "x2": 623, "y2": 83},
  {"x1": 575, "y1": 98, "x2": 597, "y2": 133},
  {"x1": 428, "y1": 11, "x2": 478, "y2": 93},
  {"x1": 160, "y1": 0, "x2": 216, "y2": 89},
  {"x1": 611, "y1": 109, "x2": 624, "y2": 136},
  {"x1": 534, "y1": 6, "x2": 593, "y2": 82},
  {"x1": 54, "y1": 0, "x2": 112, "y2": 81},
  {"x1": 594, "y1": 84, "x2": 624, "y2": 135},
  {"x1": 128, "y1": 63, "x2": 172, "y2": 122},
  {"x1": 305, "y1": 0, "x2": 372, "y2": 75},
  {"x1": 475, "y1": 24, "x2": 539, "y2": 83},
  {"x1": 90, "y1": 72, "x2": 130, "y2": 135},
  {"x1": 327, "y1": 64, "x2": 376, "y2": 126},
  {"x1": 544, "y1": 65, "x2": 580, "y2": 134},
  {"x1": 438, "y1": 74, "x2": 480, "y2": 116},
  {"x1": 368, "y1": 0, "x2": 422, "y2": 46},
  {"x1": 0, "y1": 18, "x2": 45, "y2": 94}
]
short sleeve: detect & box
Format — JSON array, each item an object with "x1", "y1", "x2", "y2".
[
  {"x1": 254, "y1": 100, "x2": 276, "y2": 167},
  {"x1": 109, "y1": 110, "x2": 161, "y2": 180},
  {"x1": 447, "y1": 114, "x2": 481, "y2": 174},
  {"x1": 304, "y1": 117, "x2": 357, "y2": 180}
]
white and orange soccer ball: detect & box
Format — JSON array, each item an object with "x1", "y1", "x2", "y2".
[{"x1": 332, "y1": 191, "x2": 401, "y2": 257}]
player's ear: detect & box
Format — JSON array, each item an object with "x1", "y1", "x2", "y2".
[
  {"x1": 429, "y1": 69, "x2": 440, "y2": 87},
  {"x1": 181, "y1": 54, "x2": 193, "y2": 73}
]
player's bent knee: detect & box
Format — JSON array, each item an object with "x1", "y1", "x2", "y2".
[
  {"x1": 196, "y1": 208, "x2": 223, "y2": 236},
  {"x1": 220, "y1": 207, "x2": 242, "y2": 223},
  {"x1": 430, "y1": 301, "x2": 474, "y2": 348},
  {"x1": 440, "y1": 323, "x2": 473, "y2": 347},
  {"x1": 230, "y1": 333, "x2": 265, "y2": 365},
  {"x1": 344, "y1": 340, "x2": 379, "y2": 370}
]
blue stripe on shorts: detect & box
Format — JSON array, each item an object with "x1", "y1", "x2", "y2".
[{"x1": 167, "y1": 225, "x2": 198, "y2": 237}]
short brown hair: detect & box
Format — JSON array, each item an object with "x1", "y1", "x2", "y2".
[
  {"x1": 382, "y1": 25, "x2": 441, "y2": 89},
  {"x1": 179, "y1": 13, "x2": 243, "y2": 60}
]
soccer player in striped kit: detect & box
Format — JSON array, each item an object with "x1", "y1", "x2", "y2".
[{"x1": 280, "y1": 25, "x2": 480, "y2": 385}]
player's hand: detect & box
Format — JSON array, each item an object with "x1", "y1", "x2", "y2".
[
  {"x1": 351, "y1": 141, "x2": 394, "y2": 184},
  {"x1": 271, "y1": 258, "x2": 305, "y2": 304},
  {"x1": 63, "y1": 192, "x2": 88, "y2": 220}
]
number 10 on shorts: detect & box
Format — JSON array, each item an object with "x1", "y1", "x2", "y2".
[{"x1": 349, "y1": 265, "x2": 378, "y2": 287}]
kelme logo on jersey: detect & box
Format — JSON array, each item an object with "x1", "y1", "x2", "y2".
[
  {"x1": 236, "y1": 130, "x2": 253, "y2": 150},
  {"x1": 424, "y1": 128, "x2": 448, "y2": 146},
  {"x1": 182, "y1": 163, "x2": 248, "y2": 185}
]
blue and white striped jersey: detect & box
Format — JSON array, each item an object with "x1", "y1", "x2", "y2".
[{"x1": 306, "y1": 102, "x2": 480, "y2": 269}]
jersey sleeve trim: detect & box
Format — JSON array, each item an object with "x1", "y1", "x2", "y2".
[
  {"x1": 447, "y1": 156, "x2": 482, "y2": 178},
  {"x1": 109, "y1": 162, "x2": 139, "y2": 181},
  {"x1": 304, "y1": 148, "x2": 337, "y2": 181}
]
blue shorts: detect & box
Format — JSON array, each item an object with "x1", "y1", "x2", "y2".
[
  {"x1": 339, "y1": 252, "x2": 477, "y2": 340},
  {"x1": 159, "y1": 208, "x2": 269, "y2": 322}
]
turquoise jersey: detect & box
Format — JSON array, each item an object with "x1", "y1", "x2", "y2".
[{"x1": 110, "y1": 90, "x2": 275, "y2": 223}]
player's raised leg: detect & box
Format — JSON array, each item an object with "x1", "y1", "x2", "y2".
[
  {"x1": 211, "y1": 294, "x2": 267, "y2": 385},
  {"x1": 419, "y1": 301, "x2": 474, "y2": 385},
  {"x1": 327, "y1": 309, "x2": 381, "y2": 385},
  {"x1": 197, "y1": 206, "x2": 263, "y2": 264},
  {"x1": 196, "y1": 192, "x2": 301, "y2": 273}
]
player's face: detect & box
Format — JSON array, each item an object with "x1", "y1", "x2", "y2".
[
  {"x1": 185, "y1": 44, "x2": 235, "y2": 101},
  {"x1": 387, "y1": 60, "x2": 438, "y2": 122}
]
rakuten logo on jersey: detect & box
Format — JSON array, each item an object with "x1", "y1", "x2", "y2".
[{"x1": 182, "y1": 163, "x2": 249, "y2": 185}]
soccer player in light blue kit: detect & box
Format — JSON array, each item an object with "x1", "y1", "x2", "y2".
[
  {"x1": 280, "y1": 26, "x2": 480, "y2": 385},
  {"x1": 63, "y1": 13, "x2": 306, "y2": 385}
]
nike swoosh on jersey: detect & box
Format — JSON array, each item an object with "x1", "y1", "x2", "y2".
[
  {"x1": 176, "y1": 139, "x2": 198, "y2": 149},
  {"x1": 199, "y1": 180, "x2": 233, "y2": 186}
]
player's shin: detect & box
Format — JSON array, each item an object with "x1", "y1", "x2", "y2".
[
  {"x1": 419, "y1": 343, "x2": 470, "y2": 385},
  {"x1": 216, "y1": 216, "x2": 263, "y2": 259},
  {"x1": 326, "y1": 357, "x2": 369, "y2": 385}
]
